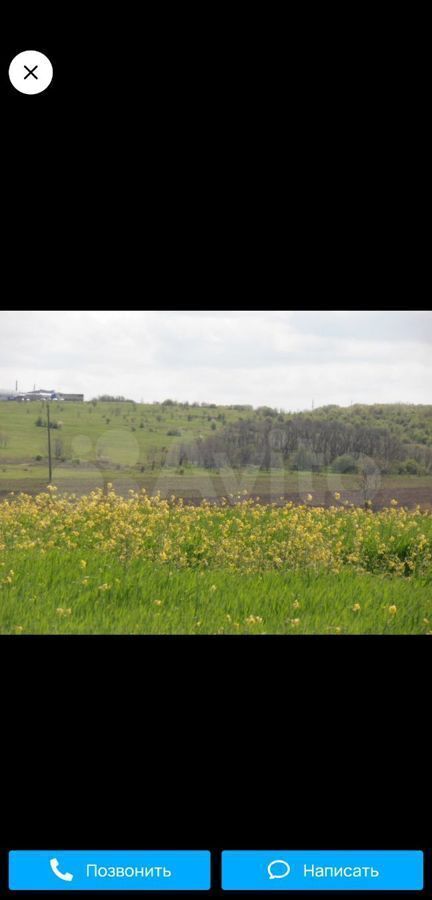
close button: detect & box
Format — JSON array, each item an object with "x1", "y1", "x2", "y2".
[{"x1": 9, "y1": 50, "x2": 53, "y2": 95}]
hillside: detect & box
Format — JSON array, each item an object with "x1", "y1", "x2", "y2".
[
  {"x1": 0, "y1": 400, "x2": 432, "y2": 505},
  {"x1": 307, "y1": 403, "x2": 432, "y2": 447},
  {"x1": 187, "y1": 403, "x2": 432, "y2": 474},
  {"x1": 0, "y1": 398, "x2": 243, "y2": 468},
  {"x1": 1, "y1": 399, "x2": 432, "y2": 469}
]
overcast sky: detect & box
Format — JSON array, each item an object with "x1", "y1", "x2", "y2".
[{"x1": 1, "y1": 310, "x2": 431, "y2": 410}]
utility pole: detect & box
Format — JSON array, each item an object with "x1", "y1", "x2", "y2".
[{"x1": 46, "y1": 401, "x2": 52, "y2": 484}]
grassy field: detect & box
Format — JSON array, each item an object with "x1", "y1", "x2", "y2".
[
  {"x1": 2, "y1": 553, "x2": 431, "y2": 635},
  {"x1": 1, "y1": 400, "x2": 432, "y2": 508},
  {"x1": 1, "y1": 489, "x2": 431, "y2": 634},
  {"x1": 1, "y1": 401, "x2": 431, "y2": 635},
  {"x1": 0, "y1": 399, "x2": 239, "y2": 465}
]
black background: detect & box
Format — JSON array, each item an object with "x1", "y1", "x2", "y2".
[
  {"x1": 1, "y1": 635, "x2": 430, "y2": 896},
  {"x1": 2, "y1": 7, "x2": 430, "y2": 897}
]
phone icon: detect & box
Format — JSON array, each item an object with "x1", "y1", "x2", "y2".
[{"x1": 50, "y1": 858, "x2": 74, "y2": 882}]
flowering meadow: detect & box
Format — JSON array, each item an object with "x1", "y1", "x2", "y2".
[{"x1": 1, "y1": 486, "x2": 431, "y2": 634}]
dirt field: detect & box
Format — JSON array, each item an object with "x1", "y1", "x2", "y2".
[
  {"x1": 247, "y1": 486, "x2": 432, "y2": 511},
  {"x1": 1, "y1": 474, "x2": 431, "y2": 510}
]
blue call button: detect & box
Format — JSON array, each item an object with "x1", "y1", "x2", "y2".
[
  {"x1": 9, "y1": 851, "x2": 210, "y2": 891},
  {"x1": 222, "y1": 851, "x2": 424, "y2": 891}
]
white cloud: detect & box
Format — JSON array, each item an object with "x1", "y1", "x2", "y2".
[{"x1": 0, "y1": 310, "x2": 431, "y2": 409}]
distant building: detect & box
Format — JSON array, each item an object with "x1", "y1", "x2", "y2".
[
  {"x1": 1, "y1": 389, "x2": 84, "y2": 402},
  {"x1": 17, "y1": 390, "x2": 57, "y2": 401}
]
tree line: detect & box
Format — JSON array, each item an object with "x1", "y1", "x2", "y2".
[{"x1": 172, "y1": 411, "x2": 432, "y2": 474}]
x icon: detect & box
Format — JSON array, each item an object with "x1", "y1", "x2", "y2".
[{"x1": 24, "y1": 65, "x2": 38, "y2": 80}]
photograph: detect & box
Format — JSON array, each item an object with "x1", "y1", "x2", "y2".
[{"x1": 0, "y1": 309, "x2": 431, "y2": 635}]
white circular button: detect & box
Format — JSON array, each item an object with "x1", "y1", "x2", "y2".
[{"x1": 9, "y1": 50, "x2": 53, "y2": 95}]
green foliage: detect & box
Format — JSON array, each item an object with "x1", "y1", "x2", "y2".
[
  {"x1": 314, "y1": 403, "x2": 432, "y2": 446},
  {"x1": 398, "y1": 458, "x2": 427, "y2": 476},
  {"x1": 35, "y1": 416, "x2": 61, "y2": 430},
  {"x1": 291, "y1": 447, "x2": 321, "y2": 471},
  {"x1": 332, "y1": 454, "x2": 358, "y2": 474},
  {"x1": 192, "y1": 404, "x2": 432, "y2": 472}
]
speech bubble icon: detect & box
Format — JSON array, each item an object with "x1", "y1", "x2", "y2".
[{"x1": 267, "y1": 859, "x2": 291, "y2": 880}]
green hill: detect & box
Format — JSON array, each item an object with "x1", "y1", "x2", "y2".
[
  {"x1": 1, "y1": 400, "x2": 431, "y2": 500},
  {"x1": 0, "y1": 398, "x2": 249, "y2": 469}
]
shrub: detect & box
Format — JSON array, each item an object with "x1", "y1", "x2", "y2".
[
  {"x1": 290, "y1": 447, "x2": 321, "y2": 471},
  {"x1": 332, "y1": 454, "x2": 358, "y2": 474},
  {"x1": 398, "y1": 458, "x2": 426, "y2": 476},
  {"x1": 256, "y1": 406, "x2": 278, "y2": 417},
  {"x1": 54, "y1": 438, "x2": 64, "y2": 460}
]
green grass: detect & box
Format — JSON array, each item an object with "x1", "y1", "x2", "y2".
[
  {"x1": 0, "y1": 400, "x2": 238, "y2": 465},
  {"x1": 1, "y1": 551, "x2": 431, "y2": 635}
]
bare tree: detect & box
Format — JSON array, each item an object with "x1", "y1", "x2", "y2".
[
  {"x1": 356, "y1": 457, "x2": 381, "y2": 507},
  {"x1": 54, "y1": 437, "x2": 64, "y2": 460}
]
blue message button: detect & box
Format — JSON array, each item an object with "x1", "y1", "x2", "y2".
[
  {"x1": 222, "y1": 850, "x2": 424, "y2": 891},
  {"x1": 9, "y1": 850, "x2": 210, "y2": 891}
]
